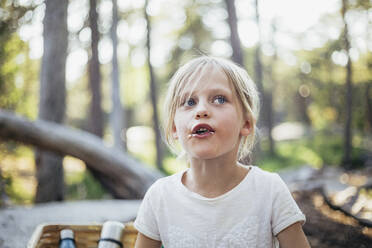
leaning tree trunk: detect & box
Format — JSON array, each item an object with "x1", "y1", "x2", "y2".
[
  {"x1": 110, "y1": 0, "x2": 126, "y2": 151},
  {"x1": 35, "y1": 0, "x2": 68, "y2": 203},
  {"x1": 341, "y1": 0, "x2": 353, "y2": 168},
  {"x1": 0, "y1": 110, "x2": 163, "y2": 198},
  {"x1": 225, "y1": 0, "x2": 244, "y2": 66},
  {"x1": 144, "y1": 0, "x2": 164, "y2": 172}
]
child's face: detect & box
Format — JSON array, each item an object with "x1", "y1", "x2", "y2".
[{"x1": 172, "y1": 65, "x2": 250, "y2": 160}]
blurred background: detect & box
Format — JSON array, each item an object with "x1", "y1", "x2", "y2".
[{"x1": 0, "y1": 0, "x2": 371, "y2": 205}]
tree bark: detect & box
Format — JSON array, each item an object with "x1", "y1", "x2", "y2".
[
  {"x1": 87, "y1": 0, "x2": 119, "y2": 196},
  {"x1": 144, "y1": 0, "x2": 164, "y2": 172},
  {"x1": 0, "y1": 110, "x2": 164, "y2": 198},
  {"x1": 110, "y1": 0, "x2": 126, "y2": 151},
  {"x1": 225, "y1": 0, "x2": 244, "y2": 66},
  {"x1": 341, "y1": 0, "x2": 353, "y2": 168},
  {"x1": 35, "y1": 0, "x2": 68, "y2": 203},
  {"x1": 266, "y1": 92, "x2": 274, "y2": 155},
  {"x1": 366, "y1": 83, "x2": 372, "y2": 132},
  {"x1": 251, "y1": 0, "x2": 264, "y2": 163},
  {"x1": 253, "y1": 0, "x2": 264, "y2": 117},
  {"x1": 88, "y1": 0, "x2": 104, "y2": 138},
  {"x1": 266, "y1": 20, "x2": 279, "y2": 156}
]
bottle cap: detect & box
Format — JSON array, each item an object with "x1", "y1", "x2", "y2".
[
  {"x1": 60, "y1": 229, "x2": 74, "y2": 239},
  {"x1": 100, "y1": 221, "x2": 125, "y2": 241}
]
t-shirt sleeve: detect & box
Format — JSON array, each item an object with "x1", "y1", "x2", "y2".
[
  {"x1": 133, "y1": 181, "x2": 161, "y2": 241},
  {"x1": 271, "y1": 173, "x2": 306, "y2": 236}
]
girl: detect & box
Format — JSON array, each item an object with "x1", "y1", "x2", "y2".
[{"x1": 134, "y1": 56, "x2": 310, "y2": 248}]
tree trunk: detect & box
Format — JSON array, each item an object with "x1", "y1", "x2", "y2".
[
  {"x1": 144, "y1": 0, "x2": 164, "y2": 172},
  {"x1": 295, "y1": 90, "x2": 312, "y2": 126},
  {"x1": 35, "y1": 0, "x2": 68, "y2": 203},
  {"x1": 225, "y1": 0, "x2": 243, "y2": 66},
  {"x1": 0, "y1": 110, "x2": 164, "y2": 198},
  {"x1": 266, "y1": 20, "x2": 279, "y2": 156},
  {"x1": 251, "y1": 0, "x2": 264, "y2": 163},
  {"x1": 366, "y1": 84, "x2": 372, "y2": 131},
  {"x1": 341, "y1": 0, "x2": 353, "y2": 168},
  {"x1": 87, "y1": 0, "x2": 118, "y2": 195},
  {"x1": 253, "y1": 0, "x2": 264, "y2": 118},
  {"x1": 266, "y1": 92, "x2": 275, "y2": 155},
  {"x1": 88, "y1": 0, "x2": 103, "y2": 138},
  {"x1": 110, "y1": 0, "x2": 126, "y2": 151}
]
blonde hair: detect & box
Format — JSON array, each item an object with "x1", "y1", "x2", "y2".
[{"x1": 162, "y1": 56, "x2": 260, "y2": 160}]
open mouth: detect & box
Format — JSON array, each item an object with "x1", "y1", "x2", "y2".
[{"x1": 191, "y1": 124, "x2": 215, "y2": 137}]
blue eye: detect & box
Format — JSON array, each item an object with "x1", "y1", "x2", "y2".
[
  {"x1": 185, "y1": 98, "x2": 196, "y2": 106},
  {"x1": 214, "y1": 95, "x2": 226, "y2": 104}
]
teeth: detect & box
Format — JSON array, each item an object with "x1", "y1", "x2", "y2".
[{"x1": 195, "y1": 127, "x2": 210, "y2": 134}]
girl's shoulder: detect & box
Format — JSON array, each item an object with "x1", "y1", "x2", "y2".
[
  {"x1": 249, "y1": 165, "x2": 286, "y2": 188},
  {"x1": 250, "y1": 165, "x2": 280, "y2": 180},
  {"x1": 146, "y1": 169, "x2": 185, "y2": 193}
]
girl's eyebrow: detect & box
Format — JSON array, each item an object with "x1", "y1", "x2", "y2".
[
  {"x1": 208, "y1": 88, "x2": 231, "y2": 95},
  {"x1": 182, "y1": 87, "x2": 232, "y2": 97},
  {"x1": 180, "y1": 91, "x2": 193, "y2": 99}
]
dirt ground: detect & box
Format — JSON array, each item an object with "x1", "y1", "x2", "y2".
[{"x1": 294, "y1": 190, "x2": 372, "y2": 248}]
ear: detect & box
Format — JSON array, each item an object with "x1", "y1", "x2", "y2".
[
  {"x1": 240, "y1": 119, "x2": 251, "y2": 136},
  {"x1": 172, "y1": 123, "x2": 178, "y2": 139}
]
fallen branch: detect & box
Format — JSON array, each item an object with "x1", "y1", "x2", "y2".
[
  {"x1": 0, "y1": 110, "x2": 164, "y2": 199},
  {"x1": 320, "y1": 186, "x2": 372, "y2": 228}
]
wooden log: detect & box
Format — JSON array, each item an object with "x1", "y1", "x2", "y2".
[
  {"x1": 0, "y1": 110, "x2": 164, "y2": 199},
  {"x1": 320, "y1": 186, "x2": 372, "y2": 228}
]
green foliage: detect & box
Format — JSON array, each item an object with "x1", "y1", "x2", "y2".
[
  {"x1": 65, "y1": 169, "x2": 107, "y2": 200},
  {"x1": 0, "y1": 34, "x2": 24, "y2": 110},
  {"x1": 0, "y1": 1, "x2": 36, "y2": 116},
  {"x1": 0, "y1": 145, "x2": 36, "y2": 205},
  {"x1": 2, "y1": 171, "x2": 34, "y2": 205},
  {"x1": 259, "y1": 131, "x2": 367, "y2": 172},
  {"x1": 294, "y1": 37, "x2": 372, "y2": 133}
]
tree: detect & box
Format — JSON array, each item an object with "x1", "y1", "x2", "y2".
[
  {"x1": 224, "y1": 0, "x2": 243, "y2": 66},
  {"x1": 144, "y1": 0, "x2": 164, "y2": 172},
  {"x1": 86, "y1": 0, "x2": 130, "y2": 197},
  {"x1": 110, "y1": 0, "x2": 126, "y2": 151},
  {"x1": 265, "y1": 20, "x2": 278, "y2": 156},
  {"x1": 251, "y1": 0, "x2": 264, "y2": 163},
  {"x1": 341, "y1": 0, "x2": 353, "y2": 167},
  {"x1": 35, "y1": 0, "x2": 68, "y2": 202},
  {"x1": 88, "y1": 0, "x2": 103, "y2": 138}
]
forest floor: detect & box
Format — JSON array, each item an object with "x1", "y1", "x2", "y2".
[
  {"x1": 281, "y1": 165, "x2": 372, "y2": 247},
  {"x1": 296, "y1": 190, "x2": 372, "y2": 247},
  {"x1": 0, "y1": 165, "x2": 371, "y2": 247}
]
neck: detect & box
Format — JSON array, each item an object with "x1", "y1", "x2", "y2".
[{"x1": 183, "y1": 152, "x2": 249, "y2": 198}]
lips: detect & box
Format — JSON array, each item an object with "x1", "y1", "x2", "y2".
[{"x1": 191, "y1": 123, "x2": 215, "y2": 138}]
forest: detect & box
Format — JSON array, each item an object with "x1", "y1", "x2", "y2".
[{"x1": 0, "y1": 0, "x2": 371, "y2": 247}]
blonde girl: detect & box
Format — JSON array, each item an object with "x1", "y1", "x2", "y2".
[{"x1": 134, "y1": 56, "x2": 310, "y2": 248}]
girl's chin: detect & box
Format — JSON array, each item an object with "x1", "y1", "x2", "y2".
[{"x1": 188, "y1": 150, "x2": 221, "y2": 160}]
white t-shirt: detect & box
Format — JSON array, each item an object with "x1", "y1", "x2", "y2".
[{"x1": 134, "y1": 166, "x2": 305, "y2": 248}]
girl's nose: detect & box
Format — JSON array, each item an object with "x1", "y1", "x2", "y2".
[
  {"x1": 195, "y1": 104, "x2": 210, "y2": 119},
  {"x1": 196, "y1": 111, "x2": 209, "y2": 119},
  {"x1": 194, "y1": 99, "x2": 210, "y2": 119}
]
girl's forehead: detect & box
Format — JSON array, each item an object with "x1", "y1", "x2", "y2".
[{"x1": 179, "y1": 64, "x2": 233, "y2": 94}]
